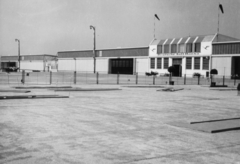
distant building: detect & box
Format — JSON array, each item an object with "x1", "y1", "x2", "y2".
[{"x1": 0, "y1": 54, "x2": 57, "y2": 72}]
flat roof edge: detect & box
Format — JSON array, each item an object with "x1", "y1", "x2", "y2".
[
  {"x1": 58, "y1": 46, "x2": 149, "y2": 53},
  {"x1": 212, "y1": 41, "x2": 240, "y2": 44}
]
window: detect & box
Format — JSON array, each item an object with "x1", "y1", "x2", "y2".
[
  {"x1": 194, "y1": 43, "x2": 201, "y2": 52},
  {"x1": 171, "y1": 44, "x2": 177, "y2": 53},
  {"x1": 186, "y1": 57, "x2": 192, "y2": 69},
  {"x1": 178, "y1": 44, "x2": 185, "y2": 53},
  {"x1": 186, "y1": 43, "x2": 192, "y2": 53},
  {"x1": 194, "y1": 57, "x2": 200, "y2": 70},
  {"x1": 164, "y1": 58, "x2": 169, "y2": 69},
  {"x1": 157, "y1": 58, "x2": 162, "y2": 69},
  {"x1": 164, "y1": 45, "x2": 169, "y2": 53},
  {"x1": 157, "y1": 45, "x2": 162, "y2": 54},
  {"x1": 150, "y1": 58, "x2": 155, "y2": 69},
  {"x1": 202, "y1": 57, "x2": 209, "y2": 70}
]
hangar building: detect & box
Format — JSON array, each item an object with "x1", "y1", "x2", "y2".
[{"x1": 58, "y1": 47, "x2": 149, "y2": 75}]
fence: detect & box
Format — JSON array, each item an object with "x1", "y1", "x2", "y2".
[{"x1": 0, "y1": 71, "x2": 239, "y2": 86}]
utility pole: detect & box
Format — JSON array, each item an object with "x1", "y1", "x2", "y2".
[{"x1": 15, "y1": 39, "x2": 20, "y2": 72}]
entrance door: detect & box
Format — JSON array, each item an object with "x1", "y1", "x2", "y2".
[
  {"x1": 232, "y1": 57, "x2": 240, "y2": 79},
  {"x1": 110, "y1": 58, "x2": 133, "y2": 74},
  {"x1": 172, "y1": 58, "x2": 182, "y2": 77}
]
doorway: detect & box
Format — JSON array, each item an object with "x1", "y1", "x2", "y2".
[{"x1": 172, "y1": 58, "x2": 182, "y2": 77}]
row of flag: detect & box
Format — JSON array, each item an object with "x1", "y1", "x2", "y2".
[{"x1": 154, "y1": 3, "x2": 224, "y2": 21}]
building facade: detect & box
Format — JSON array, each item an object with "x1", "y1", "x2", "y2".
[
  {"x1": 58, "y1": 47, "x2": 149, "y2": 75},
  {"x1": 148, "y1": 33, "x2": 240, "y2": 77}
]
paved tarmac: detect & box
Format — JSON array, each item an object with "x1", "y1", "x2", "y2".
[{"x1": 0, "y1": 84, "x2": 240, "y2": 164}]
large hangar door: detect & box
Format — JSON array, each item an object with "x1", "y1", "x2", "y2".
[
  {"x1": 110, "y1": 58, "x2": 133, "y2": 74},
  {"x1": 232, "y1": 57, "x2": 240, "y2": 78}
]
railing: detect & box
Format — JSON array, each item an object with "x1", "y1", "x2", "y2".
[{"x1": 0, "y1": 71, "x2": 239, "y2": 86}]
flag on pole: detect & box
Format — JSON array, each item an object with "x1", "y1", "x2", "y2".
[
  {"x1": 154, "y1": 14, "x2": 160, "y2": 21},
  {"x1": 219, "y1": 4, "x2": 224, "y2": 14}
]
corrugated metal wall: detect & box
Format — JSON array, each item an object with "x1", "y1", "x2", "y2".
[
  {"x1": 58, "y1": 48, "x2": 148, "y2": 58},
  {"x1": 58, "y1": 51, "x2": 96, "y2": 58},
  {"x1": 101, "y1": 48, "x2": 148, "y2": 57}
]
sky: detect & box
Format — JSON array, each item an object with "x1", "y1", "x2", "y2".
[{"x1": 0, "y1": 0, "x2": 240, "y2": 56}]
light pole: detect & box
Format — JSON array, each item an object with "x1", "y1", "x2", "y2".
[
  {"x1": 74, "y1": 58, "x2": 76, "y2": 72},
  {"x1": 15, "y1": 39, "x2": 20, "y2": 72},
  {"x1": 90, "y1": 25, "x2": 96, "y2": 73}
]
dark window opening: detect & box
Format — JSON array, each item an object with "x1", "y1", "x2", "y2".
[
  {"x1": 194, "y1": 57, "x2": 200, "y2": 70},
  {"x1": 157, "y1": 58, "x2": 162, "y2": 69}
]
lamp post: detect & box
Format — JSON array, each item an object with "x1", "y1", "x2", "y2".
[
  {"x1": 15, "y1": 39, "x2": 20, "y2": 72},
  {"x1": 74, "y1": 58, "x2": 76, "y2": 72},
  {"x1": 90, "y1": 25, "x2": 96, "y2": 73}
]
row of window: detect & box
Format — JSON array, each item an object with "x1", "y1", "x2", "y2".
[
  {"x1": 150, "y1": 57, "x2": 209, "y2": 70},
  {"x1": 157, "y1": 43, "x2": 201, "y2": 54},
  {"x1": 111, "y1": 60, "x2": 133, "y2": 67},
  {"x1": 212, "y1": 43, "x2": 240, "y2": 54}
]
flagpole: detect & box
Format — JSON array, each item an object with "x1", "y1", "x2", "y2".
[
  {"x1": 217, "y1": 3, "x2": 220, "y2": 41},
  {"x1": 154, "y1": 16, "x2": 155, "y2": 39}
]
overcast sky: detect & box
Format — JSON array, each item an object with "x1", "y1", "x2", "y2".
[{"x1": 0, "y1": 0, "x2": 240, "y2": 56}]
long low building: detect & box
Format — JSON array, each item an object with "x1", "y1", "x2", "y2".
[
  {"x1": 58, "y1": 47, "x2": 149, "y2": 75},
  {"x1": 0, "y1": 54, "x2": 57, "y2": 72}
]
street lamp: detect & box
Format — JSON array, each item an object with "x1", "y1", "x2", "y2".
[
  {"x1": 15, "y1": 39, "x2": 20, "y2": 72},
  {"x1": 73, "y1": 58, "x2": 76, "y2": 72},
  {"x1": 90, "y1": 25, "x2": 96, "y2": 73}
]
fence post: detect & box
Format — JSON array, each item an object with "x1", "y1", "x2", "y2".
[
  {"x1": 136, "y1": 73, "x2": 138, "y2": 85},
  {"x1": 153, "y1": 75, "x2": 155, "y2": 85},
  {"x1": 21, "y1": 70, "x2": 25, "y2": 84},
  {"x1": 96, "y1": 72, "x2": 99, "y2": 84},
  {"x1": 223, "y1": 76, "x2": 225, "y2": 86},
  {"x1": 74, "y1": 71, "x2": 76, "y2": 84},
  {"x1": 234, "y1": 75, "x2": 236, "y2": 86},
  {"x1": 8, "y1": 74, "x2": 9, "y2": 85},
  {"x1": 50, "y1": 71, "x2": 52, "y2": 85},
  {"x1": 117, "y1": 72, "x2": 119, "y2": 84},
  {"x1": 198, "y1": 75, "x2": 200, "y2": 85},
  {"x1": 184, "y1": 74, "x2": 186, "y2": 85},
  {"x1": 62, "y1": 72, "x2": 64, "y2": 84}
]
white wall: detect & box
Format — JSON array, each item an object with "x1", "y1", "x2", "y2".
[
  {"x1": 149, "y1": 45, "x2": 158, "y2": 57},
  {"x1": 21, "y1": 61, "x2": 44, "y2": 71},
  {"x1": 136, "y1": 58, "x2": 149, "y2": 75},
  {"x1": 96, "y1": 58, "x2": 108, "y2": 73},
  {"x1": 200, "y1": 42, "x2": 212, "y2": 55},
  {"x1": 58, "y1": 59, "x2": 75, "y2": 71},
  {"x1": 76, "y1": 58, "x2": 94, "y2": 72},
  {"x1": 58, "y1": 58, "x2": 94, "y2": 72},
  {"x1": 212, "y1": 56, "x2": 232, "y2": 76}
]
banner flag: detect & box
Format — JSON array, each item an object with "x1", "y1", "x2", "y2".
[
  {"x1": 219, "y1": 4, "x2": 224, "y2": 14},
  {"x1": 154, "y1": 14, "x2": 160, "y2": 21}
]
